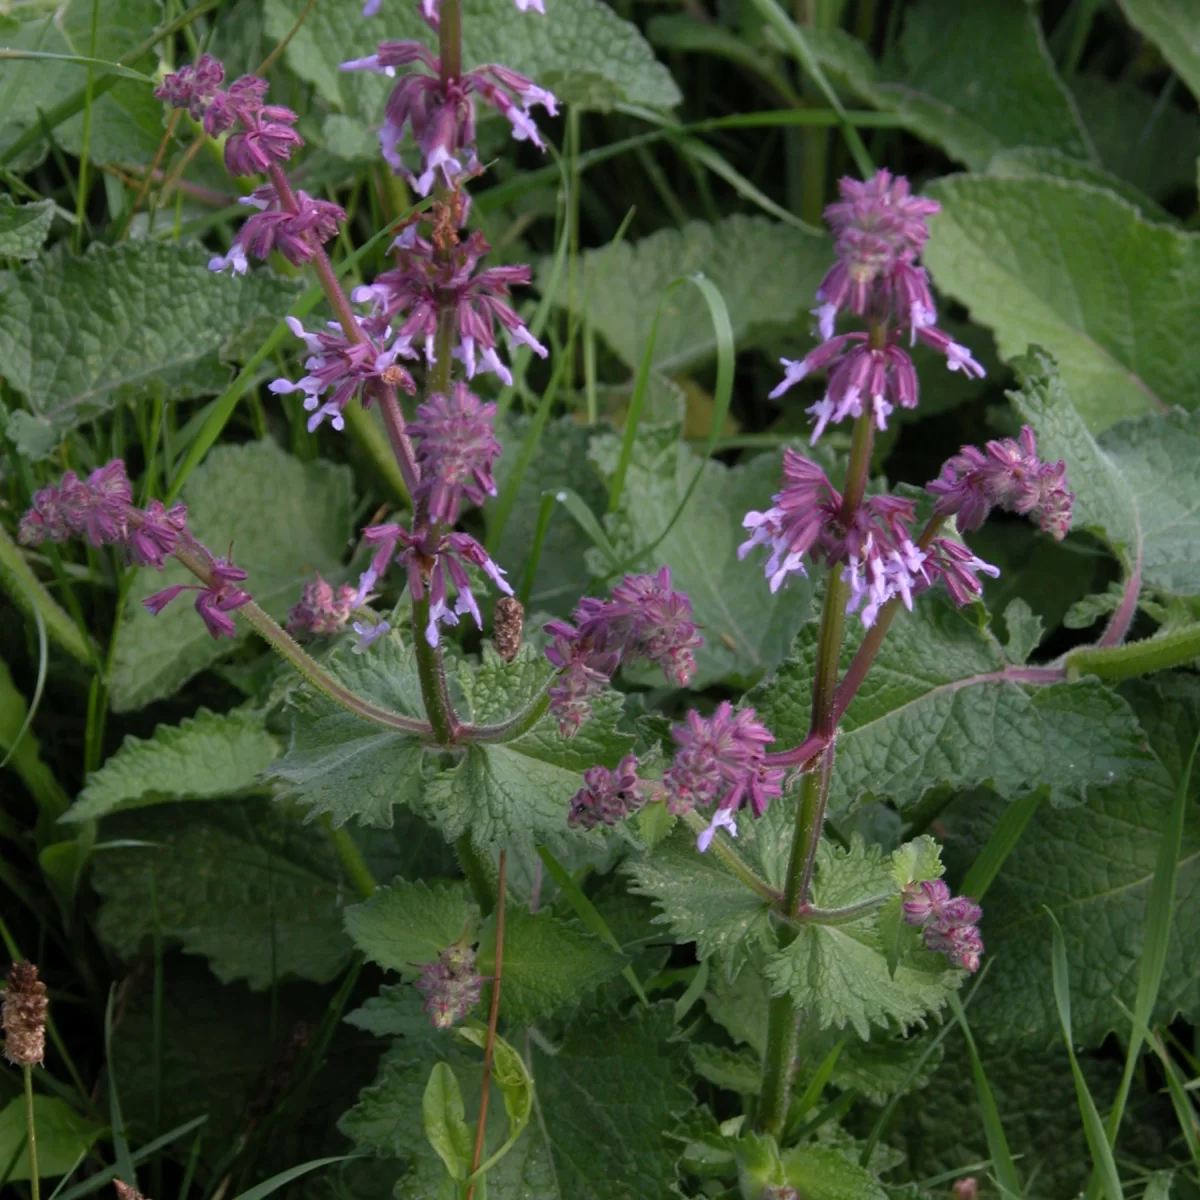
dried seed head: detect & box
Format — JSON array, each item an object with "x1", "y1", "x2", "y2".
[
  {"x1": 3, "y1": 961, "x2": 48, "y2": 1067},
  {"x1": 493, "y1": 596, "x2": 525, "y2": 662},
  {"x1": 114, "y1": 1183, "x2": 149, "y2": 1200}
]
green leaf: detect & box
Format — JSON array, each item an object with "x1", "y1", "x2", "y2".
[
  {"x1": 342, "y1": 1005, "x2": 693, "y2": 1199},
  {"x1": 477, "y1": 905, "x2": 626, "y2": 1023},
  {"x1": 625, "y1": 824, "x2": 773, "y2": 978},
  {"x1": 1011, "y1": 350, "x2": 1200, "y2": 598},
  {"x1": 943, "y1": 676, "x2": 1200, "y2": 1047},
  {"x1": 1116, "y1": 0, "x2": 1200, "y2": 103},
  {"x1": 0, "y1": 1095, "x2": 104, "y2": 1181},
  {"x1": 91, "y1": 800, "x2": 354, "y2": 989},
  {"x1": 269, "y1": 635, "x2": 427, "y2": 828},
  {"x1": 834, "y1": 0, "x2": 1090, "y2": 170},
  {"x1": 422, "y1": 1063, "x2": 472, "y2": 1183},
  {"x1": 781, "y1": 1144, "x2": 887, "y2": 1200},
  {"x1": 750, "y1": 595, "x2": 1152, "y2": 812},
  {"x1": 455, "y1": 1026, "x2": 534, "y2": 1157},
  {"x1": 762, "y1": 839, "x2": 959, "y2": 1038},
  {"x1": 0, "y1": 243, "x2": 300, "y2": 451},
  {"x1": 344, "y1": 878, "x2": 477, "y2": 976},
  {"x1": 65, "y1": 708, "x2": 279, "y2": 822},
  {"x1": 112, "y1": 440, "x2": 355, "y2": 711},
  {"x1": 1002, "y1": 598, "x2": 1044, "y2": 665},
  {"x1": 0, "y1": 196, "x2": 54, "y2": 259},
  {"x1": 596, "y1": 438, "x2": 815, "y2": 688},
  {"x1": 923, "y1": 175, "x2": 1200, "y2": 430},
  {"x1": 266, "y1": 0, "x2": 679, "y2": 127},
  {"x1": 539, "y1": 215, "x2": 829, "y2": 374}
]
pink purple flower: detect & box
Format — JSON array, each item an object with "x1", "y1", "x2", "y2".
[
  {"x1": 567, "y1": 755, "x2": 658, "y2": 830},
  {"x1": 664, "y1": 702, "x2": 784, "y2": 836},
  {"x1": 209, "y1": 186, "x2": 345, "y2": 274},
  {"x1": 923, "y1": 538, "x2": 1000, "y2": 608},
  {"x1": 269, "y1": 316, "x2": 416, "y2": 432},
  {"x1": 544, "y1": 624, "x2": 622, "y2": 738},
  {"x1": 287, "y1": 573, "x2": 358, "y2": 635},
  {"x1": 353, "y1": 618, "x2": 391, "y2": 650},
  {"x1": 901, "y1": 879, "x2": 983, "y2": 972},
  {"x1": 353, "y1": 523, "x2": 512, "y2": 646},
  {"x1": 927, "y1": 425, "x2": 1073, "y2": 541},
  {"x1": 415, "y1": 944, "x2": 482, "y2": 1029},
  {"x1": 408, "y1": 382, "x2": 501, "y2": 524},
  {"x1": 352, "y1": 227, "x2": 546, "y2": 384},
  {"x1": 145, "y1": 557, "x2": 252, "y2": 640},
  {"x1": 153, "y1": 55, "x2": 225, "y2": 119}
]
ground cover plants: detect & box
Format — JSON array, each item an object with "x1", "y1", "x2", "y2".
[{"x1": 2, "y1": 0, "x2": 1200, "y2": 1197}]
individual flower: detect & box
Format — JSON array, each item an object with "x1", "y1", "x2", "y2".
[
  {"x1": 352, "y1": 228, "x2": 547, "y2": 384},
  {"x1": 922, "y1": 538, "x2": 1000, "y2": 608},
  {"x1": 209, "y1": 186, "x2": 345, "y2": 274},
  {"x1": 901, "y1": 879, "x2": 983, "y2": 972},
  {"x1": 353, "y1": 523, "x2": 512, "y2": 646},
  {"x1": 543, "y1": 569, "x2": 702, "y2": 735},
  {"x1": 927, "y1": 425, "x2": 1073, "y2": 540},
  {"x1": 145, "y1": 556, "x2": 252, "y2": 640},
  {"x1": 125, "y1": 500, "x2": 189, "y2": 569},
  {"x1": 269, "y1": 316, "x2": 416, "y2": 432},
  {"x1": 341, "y1": 45, "x2": 557, "y2": 192},
  {"x1": 3, "y1": 961, "x2": 48, "y2": 1067},
  {"x1": 287, "y1": 573, "x2": 357, "y2": 635},
  {"x1": 353, "y1": 618, "x2": 392, "y2": 650},
  {"x1": 567, "y1": 755, "x2": 657, "y2": 830},
  {"x1": 415, "y1": 944, "x2": 483, "y2": 1028},
  {"x1": 664, "y1": 702, "x2": 784, "y2": 842},
  {"x1": 409, "y1": 383, "x2": 502, "y2": 523}
]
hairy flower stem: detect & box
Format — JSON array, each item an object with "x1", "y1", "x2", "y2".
[
  {"x1": 758, "y1": 995, "x2": 799, "y2": 1138},
  {"x1": 23, "y1": 1063, "x2": 38, "y2": 1200},
  {"x1": 320, "y1": 815, "x2": 377, "y2": 900},
  {"x1": 440, "y1": 0, "x2": 463, "y2": 83},
  {"x1": 680, "y1": 811, "x2": 780, "y2": 903},
  {"x1": 466, "y1": 849, "x2": 505, "y2": 1200}
]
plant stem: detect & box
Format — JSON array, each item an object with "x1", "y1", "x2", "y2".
[
  {"x1": 791, "y1": 739, "x2": 836, "y2": 911},
  {"x1": 1097, "y1": 554, "x2": 1141, "y2": 648},
  {"x1": 320, "y1": 815, "x2": 377, "y2": 900},
  {"x1": 466, "y1": 849, "x2": 505, "y2": 1200},
  {"x1": 439, "y1": 0, "x2": 463, "y2": 82},
  {"x1": 24, "y1": 1063, "x2": 39, "y2": 1200},
  {"x1": 412, "y1": 599, "x2": 459, "y2": 743},
  {"x1": 462, "y1": 693, "x2": 550, "y2": 743},
  {"x1": 758, "y1": 995, "x2": 798, "y2": 1137},
  {"x1": 456, "y1": 834, "x2": 497, "y2": 916},
  {"x1": 680, "y1": 811, "x2": 781, "y2": 903}
]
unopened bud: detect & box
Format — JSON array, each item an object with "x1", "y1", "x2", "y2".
[
  {"x1": 952, "y1": 1178, "x2": 978, "y2": 1200},
  {"x1": 3, "y1": 961, "x2": 48, "y2": 1067},
  {"x1": 493, "y1": 596, "x2": 524, "y2": 662},
  {"x1": 415, "y1": 943, "x2": 483, "y2": 1029},
  {"x1": 114, "y1": 1183, "x2": 149, "y2": 1200}
]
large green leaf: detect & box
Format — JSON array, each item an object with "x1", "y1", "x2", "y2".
[
  {"x1": 265, "y1": 0, "x2": 679, "y2": 134},
  {"x1": 0, "y1": 1095, "x2": 104, "y2": 1180},
  {"x1": 341, "y1": 1005, "x2": 693, "y2": 1200},
  {"x1": 923, "y1": 174, "x2": 1200, "y2": 430},
  {"x1": 943, "y1": 676, "x2": 1200, "y2": 1048},
  {"x1": 269, "y1": 635, "x2": 427, "y2": 828},
  {"x1": 66, "y1": 708, "x2": 279, "y2": 822},
  {"x1": 344, "y1": 878, "x2": 477, "y2": 975},
  {"x1": 111, "y1": 440, "x2": 355, "y2": 711},
  {"x1": 538, "y1": 215, "x2": 830, "y2": 374},
  {"x1": 91, "y1": 800, "x2": 354, "y2": 989},
  {"x1": 1011, "y1": 352, "x2": 1200, "y2": 598},
  {"x1": 749, "y1": 595, "x2": 1151, "y2": 813},
  {"x1": 596, "y1": 435, "x2": 815, "y2": 689},
  {"x1": 0, "y1": 196, "x2": 54, "y2": 260},
  {"x1": 0, "y1": 242, "x2": 300, "y2": 453},
  {"x1": 1116, "y1": 0, "x2": 1200, "y2": 104}
]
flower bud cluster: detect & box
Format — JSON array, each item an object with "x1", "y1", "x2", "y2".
[
  {"x1": 544, "y1": 567, "x2": 702, "y2": 736},
  {"x1": 415, "y1": 943, "x2": 483, "y2": 1028},
  {"x1": 902, "y1": 879, "x2": 983, "y2": 972},
  {"x1": 567, "y1": 754, "x2": 661, "y2": 830},
  {"x1": 287, "y1": 574, "x2": 359, "y2": 636}
]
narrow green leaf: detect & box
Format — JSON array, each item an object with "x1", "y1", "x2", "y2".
[
  {"x1": 422, "y1": 1063, "x2": 471, "y2": 1182},
  {"x1": 960, "y1": 790, "x2": 1042, "y2": 901},
  {"x1": 231, "y1": 1156, "x2": 354, "y2": 1200}
]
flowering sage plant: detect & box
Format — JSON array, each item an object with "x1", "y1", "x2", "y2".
[{"x1": 6, "y1": 0, "x2": 1200, "y2": 1196}]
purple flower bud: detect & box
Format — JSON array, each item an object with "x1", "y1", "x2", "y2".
[
  {"x1": 154, "y1": 55, "x2": 226, "y2": 119},
  {"x1": 664, "y1": 702, "x2": 783, "y2": 830},
  {"x1": 567, "y1": 754, "x2": 657, "y2": 830},
  {"x1": 224, "y1": 110, "x2": 303, "y2": 176},
  {"x1": 544, "y1": 620, "x2": 622, "y2": 737},
  {"x1": 901, "y1": 879, "x2": 983, "y2": 972},
  {"x1": 126, "y1": 500, "x2": 188, "y2": 569},
  {"x1": 409, "y1": 383, "x2": 501, "y2": 524},
  {"x1": 901, "y1": 879, "x2": 951, "y2": 925},
  {"x1": 927, "y1": 425, "x2": 1074, "y2": 541},
  {"x1": 287, "y1": 573, "x2": 357, "y2": 635},
  {"x1": 144, "y1": 556, "x2": 251, "y2": 640},
  {"x1": 415, "y1": 943, "x2": 483, "y2": 1029}
]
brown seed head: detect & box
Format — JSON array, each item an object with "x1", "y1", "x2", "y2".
[
  {"x1": 3, "y1": 961, "x2": 48, "y2": 1067},
  {"x1": 493, "y1": 596, "x2": 524, "y2": 662},
  {"x1": 114, "y1": 1182, "x2": 149, "y2": 1200}
]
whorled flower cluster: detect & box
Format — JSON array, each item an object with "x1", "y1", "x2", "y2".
[
  {"x1": 287, "y1": 574, "x2": 358, "y2": 636},
  {"x1": 415, "y1": 943, "x2": 483, "y2": 1028},
  {"x1": 902, "y1": 879, "x2": 983, "y2": 972},
  {"x1": 544, "y1": 567, "x2": 702, "y2": 736},
  {"x1": 664, "y1": 702, "x2": 784, "y2": 850},
  {"x1": 567, "y1": 754, "x2": 661, "y2": 831},
  {"x1": 770, "y1": 170, "x2": 985, "y2": 442},
  {"x1": 341, "y1": 44, "x2": 557, "y2": 195},
  {"x1": 18, "y1": 461, "x2": 251, "y2": 640}
]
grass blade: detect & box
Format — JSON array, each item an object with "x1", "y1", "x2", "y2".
[
  {"x1": 231, "y1": 1155, "x2": 353, "y2": 1200},
  {"x1": 961, "y1": 790, "x2": 1041, "y2": 901},
  {"x1": 1047, "y1": 912, "x2": 1124, "y2": 1200}
]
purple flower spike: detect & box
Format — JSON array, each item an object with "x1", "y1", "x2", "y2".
[
  {"x1": 664, "y1": 701, "x2": 783, "y2": 825},
  {"x1": 409, "y1": 382, "x2": 501, "y2": 524},
  {"x1": 902, "y1": 879, "x2": 984, "y2": 972},
  {"x1": 19, "y1": 461, "x2": 132, "y2": 549},
  {"x1": 415, "y1": 944, "x2": 483, "y2": 1029},
  {"x1": 544, "y1": 622, "x2": 622, "y2": 737},
  {"x1": 210, "y1": 186, "x2": 345, "y2": 274},
  {"x1": 154, "y1": 55, "x2": 225, "y2": 119},
  {"x1": 145, "y1": 557, "x2": 251, "y2": 640},
  {"x1": 287, "y1": 573, "x2": 357, "y2": 635},
  {"x1": 567, "y1": 755, "x2": 658, "y2": 830},
  {"x1": 927, "y1": 425, "x2": 1074, "y2": 541}
]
